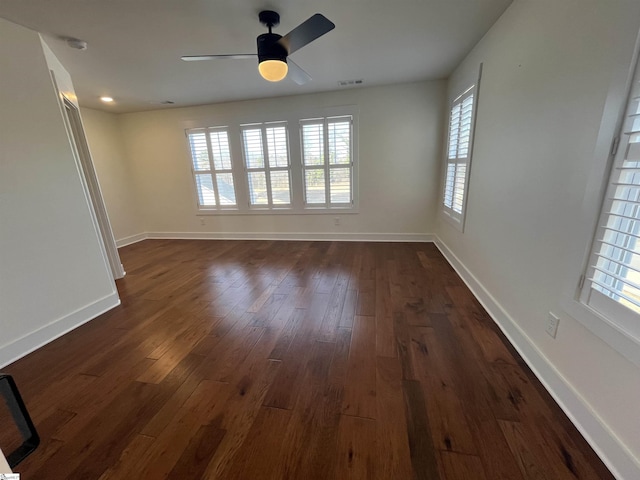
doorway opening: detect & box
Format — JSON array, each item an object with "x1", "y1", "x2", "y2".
[{"x1": 60, "y1": 94, "x2": 125, "y2": 280}]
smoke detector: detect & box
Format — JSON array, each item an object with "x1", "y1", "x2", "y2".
[{"x1": 66, "y1": 38, "x2": 88, "y2": 50}]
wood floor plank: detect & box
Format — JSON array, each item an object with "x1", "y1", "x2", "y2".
[
  {"x1": 335, "y1": 414, "x2": 376, "y2": 479},
  {"x1": 438, "y1": 451, "x2": 489, "y2": 480},
  {"x1": 140, "y1": 353, "x2": 210, "y2": 437},
  {"x1": 339, "y1": 288, "x2": 358, "y2": 328},
  {"x1": 97, "y1": 434, "x2": 156, "y2": 480},
  {"x1": 318, "y1": 270, "x2": 350, "y2": 342},
  {"x1": 38, "y1": 380, "x2": 164, "y2": 479},
  {"x1": 496, "y1": 363, "x2": 612, "y2": 480},
  {"x1": 328, "y1": 327, "x2": 352, "y2": 385},
  {"x1": 217, "y1": 406, "x2": 291, "y2": 479},
  {"x1": 402, "y1": 379, "x2": 441, "y2": 480},
  {"x1": 375, "y1": 315, "x2": 396, "y2": 358},
  {"x1": 200, "y1": 359, "x2": 282, "y2": 478},
  {"x1": 15, "y1": 438, "x2": 65, "y2": 477},
  {"x1": 374, "y1": 252, "x2": 396, "y2": 358},
  {"x1": 3, "y1": 240, "x2": 613, "y2": 480},
  {"x1": 375, "y1": 356, "x2": 414, "y2": 480},
  {"x1": 394, "y1": 311, "x2": 418, "y2": 381},
  {"x1": 201, "y1": 325, "x2": 265, "y2": 382},
  {"x1": 25, "y1": 372, "x2": 98, "y2": 422},
  {"x1": 137, "y1": 319, "x2": 215, "y2": 384},
  {"x1": 499, "y1": 419, "x2": 564, "y2": 480},
  {"x1": 166, "y1": 423, "x2": 226, "y2": 479},
  {"x1": 268, "y1": 308, "x2": 305, "y2": 360},
  {"x1": 52, "y1": 357, "x2": 158, "y2": 442},
  {"x1": 262, "y1": 293, "x2": 330, "y2": 409},
  {"x1": 414, "y1": 327, "x2": 477, "y2": 455},
  {"x1": 428, "y1": 310, "x2": 526, "y2": 479},
  {"x1": 404, "y1": 297, "x2": 431, "y2": 327},
  {"x1": 341, "y1": 315, "x2": 377, "y2": 419},
  {"x1": 278, "y1": 381, "x2": 343, "y2": 480},
  {"x1": 132, "y1": 380, "x2": 231, "y2": 479}
]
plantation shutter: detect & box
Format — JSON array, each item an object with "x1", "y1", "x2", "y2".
[
  {"x1": 187, "y1": 127, "x2": 237, "y2": 208},
  {"x1": 300, "y1": 116, "x2": 353, "y2": 207},
  {"x1": 240, "y1": 122, "x2": 292, "y2": 207},
  {"x1": 443, "y1": 85, "x2": 476, "y2": 226}
]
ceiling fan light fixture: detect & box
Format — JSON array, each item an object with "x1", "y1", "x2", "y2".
[
  {"x1": 258, "y1": 58, "x2": 288, "y2": 82},
  {"x1": 181, "y1": 10, "x2": 335, "y2": 86}
]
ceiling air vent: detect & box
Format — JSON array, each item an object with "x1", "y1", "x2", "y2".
[{"x1": 338, "y1": 79, "x2": 363, "y2": 87}]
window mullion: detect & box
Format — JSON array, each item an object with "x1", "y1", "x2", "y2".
[
  {"x1": 262, "y1": 125, "x2": 274, "y2": 207},
  {"x1": 324, "y1": 119, "x2": 330, "y2": 206},
  {"x1": 204, "y1": 128, "x2": 221, "y2": 207}
]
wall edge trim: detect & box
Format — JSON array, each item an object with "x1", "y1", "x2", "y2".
[
  {"x1": 138, "y1": 231, "x2": 435, "y2": 242},
  {"x1": 0, "y1": 293, "x2": 121, "y2": 369},
  {"x1": 116, "y1": 232, "x2": 148, "y2": 247}
]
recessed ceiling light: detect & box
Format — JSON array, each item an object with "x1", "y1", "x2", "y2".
[{"x1": 100, "y1": 96, "x2": 114, "y2": 103}]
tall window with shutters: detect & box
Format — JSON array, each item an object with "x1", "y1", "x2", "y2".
[
  {"x1": 581, "y1": 59, "x2": 640, "y2": 340},
  {"x1": 300, "y1": 116, "x2": 353, "y2": 208},
  {"x1": 241, "y1": 122, "x2": 292, "y2": 208},
  {"x1": 443, "y1": 85, "x2": 477, "y2": 229},
  {"x1": 187, "y1": 127, "x2": 237, "y2": 209}
]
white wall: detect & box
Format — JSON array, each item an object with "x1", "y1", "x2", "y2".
[
  {"x1": 116, "y1": 81, "x2": 445, "y2": 240},
  {"x1": 0, "y1": 19, "x2": 119, "y2": 367},
  {"x1": 81, "y1": 108, "x2": 143, "y2": 243},
  {"x1": 436, "y1": 0, "x2": 640, "y2": 477}
]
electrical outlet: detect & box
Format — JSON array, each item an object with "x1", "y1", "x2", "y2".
[
  {"x1": 334, "y1": 217, "x2": 340, "y2": 226},
  {"x1": 546, "y1": 312, "x2": 560, "y2": 338},
  {"x1": 199, "y1": 218, "x2": 205, "y2": 226}
]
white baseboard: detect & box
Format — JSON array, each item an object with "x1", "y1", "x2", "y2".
[
  {"x1": 434, "y1": 237, "x2": 640, "y2": 480},
  {"x1": 145, "y1": 231, "x2": 435, "y2": 242},
  {"x1": 0, "y1": 292, "x2": 120, "y2": 369},
  {"x1": 116, "y1": 232, "x2": 148, "y2": 247}
]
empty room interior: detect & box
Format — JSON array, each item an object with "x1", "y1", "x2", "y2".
[{"x1": 1, "y1": 0, "x2": 640, "y2": 478}]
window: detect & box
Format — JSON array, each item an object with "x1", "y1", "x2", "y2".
[
  {"x1": 184, "y1": 108, "x2": 357, "y2": 214},
  {"x1": 241, "y1": 122, "x2": 292, "y2": 208},
  {"x1": 300, "y1": 116, "x2": 353, "y2": 208},
  {"x1": 442, "y1": 84, "x2": 477, "y2": 229},
  {"x1": 187, "y1": 127, "x2": 237, "y2": 209},
  {"x1": 581, "y1": 59, "x2": 640, "y2": 341}
]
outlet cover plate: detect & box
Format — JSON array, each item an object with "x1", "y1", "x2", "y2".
[{"x1": 546, "y1": 312, "x2": 560, "y2": 338}]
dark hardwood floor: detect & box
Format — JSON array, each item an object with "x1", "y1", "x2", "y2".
[{"x1": 3, "y1": 239, "x2": 613, "y2": 479}]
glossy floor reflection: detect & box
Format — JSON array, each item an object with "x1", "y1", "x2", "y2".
[{"x1": 6, "y1": 240, "x2": 613, "y2": 479}]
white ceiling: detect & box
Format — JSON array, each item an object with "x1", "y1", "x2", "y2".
[{"x1": 0, "y1": 0, "x2": 512, "y2": 113}]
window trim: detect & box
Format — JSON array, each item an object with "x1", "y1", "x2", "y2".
[
  {"x1": 182, "y1": 105, "x2": 359, "y2": 216},
  {"x1": 300, "y1": 115, "x2": 355, "y2": 210},
  {"x1": 559, "y1": 33, "x2": 640, "y2": 369},
  {"x1": 186, "y1": 126, "x2": 239, "y2": 211},
  {"x1": 441, "y1": 64, "x2": 482, "y2": 232},
  {"x1": 240, "y1": 121, "x2": 293, "y2": 210},
  {"x1": 576, "y1": 52, "x2": 640, "y2": 357}
]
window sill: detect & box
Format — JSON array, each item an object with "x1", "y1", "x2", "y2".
[
  {"x1": 440, "y1": 208, "x2": 465, "y2": 232},
  {"x1": 196, "y1": 207, "x2": 359, "y2": 216},
  {"x1": 560, "y1": 297, "x2": 640, "y2": 368}
]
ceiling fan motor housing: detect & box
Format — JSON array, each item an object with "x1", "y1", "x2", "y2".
[{"x1": 257, "y1": 33, "x2": 287, "y2": 63}]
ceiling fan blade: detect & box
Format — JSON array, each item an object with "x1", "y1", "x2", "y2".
[
  {"x1": 278, "y1": 14, "x2": 335, "y2": 55},
  {"x1": 181, "y1": 54, "x2": 257, "y2": 61},
  {"x1": 288, "y1": 59, "x2": 312, "y2": 85}
]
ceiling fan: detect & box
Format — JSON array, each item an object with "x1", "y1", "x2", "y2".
[{"x1": 181, "y1": 10, "x2": 335, "y2": 85}]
